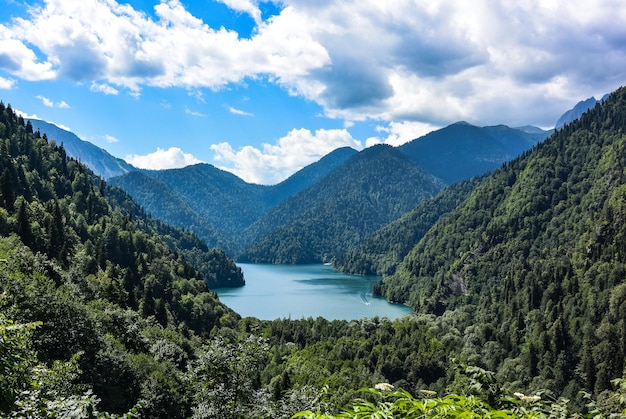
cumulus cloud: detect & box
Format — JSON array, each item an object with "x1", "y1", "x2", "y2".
[
  {"x1": 125, "y1": 147, "x2": 204, "y2": 170},
  {"x1": 216, "y1": 0, "x2": 262, "y2": 24},
  {"x1": 0, "y1": 76, "x2": 15, "y2": 89},
  {"x1": 211, "y1": 128, "x2": 363, "y2": 184},
  {"x1": 366, "y1": 121, "x2": 441, "y2": 147},
  {"x1": 0, "y1": 0, "x2": 624, "y2": 128}
]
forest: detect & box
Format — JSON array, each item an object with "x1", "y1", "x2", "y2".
[{"x1": 2, "y1": 87, "x2": 626, "y2": 418}]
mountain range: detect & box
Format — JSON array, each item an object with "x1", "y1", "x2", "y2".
[
  {"x1": 554, "y1": 94, "x2": 609, "y2": 129},
  {"x1": 28, "y1": 119, "x2": 135, "y2": 179},
  {"x1": 31, "y1": 118, "x2": 553, "y2": 263},
  {"x1": 32, "y1": 98, "x2": 609, "y2": 266}
]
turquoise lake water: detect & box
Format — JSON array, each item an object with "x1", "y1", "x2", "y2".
[{"x1": 214, "y1": 263, "x2": 412, "y2": 321}]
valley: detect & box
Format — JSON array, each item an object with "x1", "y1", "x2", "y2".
[{"x1": 2, "y1": 89, "x2": 626, "y2": 417}]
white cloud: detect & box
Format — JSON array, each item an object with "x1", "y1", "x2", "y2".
[
  {"x1": 366, "y1": 121, "x2": 441, "y2": 147},
  {"x1": 0, "y1": 23, "x2": 56, "y2": 81},
  {"x1": 0, "y1": 0, "x2": 624, "y2": 128},
  {"x1": 228, "y1": 106, "x2": 253, "y2": 116},
  {"x1": 0, "y1": 76, "x2": 16, "y2": 89},
  {"x1": 125, "y1": 147, "x2": 204, "y2": 170},
  {"x1": 90, "y1": 82, "x2": 119, "y2": 95},
  {"x1": 36, "y1": 94, "x2": 70, "y2": 108},
  {"x1": 211, "y1": 127, "x2": 363, "y2": 184},
  {"x1": 216, "y1": 0, "x2": 262, "y2": 25},
  {"x1": 14, "y1": 109, "x2": 40, "y2": 120},
  {"x1": 36, "y1": 95, "x2": 54, "y2": 107},
  {"x1": 185, "y1": 107, "x2": 206, "y2": 117},
  {"x1": 104, "y1": 134, "x2": 119, "y2": 143}
]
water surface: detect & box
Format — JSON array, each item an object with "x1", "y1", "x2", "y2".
[{"x1": 214, "y1": 263, "x2": 412, "y2": 320}]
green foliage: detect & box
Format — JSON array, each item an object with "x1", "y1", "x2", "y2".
[
  {"x1": 0, "y1": 102, "x2": 241, "y2": 415},
  {"x1": 3, "y1": 91, "x2": 626, "y2": 418},
  {"x1": 188, "y1": 335, "x2": 270, "y2": 418}
]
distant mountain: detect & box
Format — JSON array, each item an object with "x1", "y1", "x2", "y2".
[
  {"x1": 28, "y1": 119, "x2": 135, "y2": 179},
  {"x1": 399, "y1": 122, "x2": 549, "y2": 184},
  {"x1": 263, "y1": 146, "x2": 358, "y2": 207},
  {"x1": 110, "y1": 147, "x2": 359, "y2": 254},
  {"x1": 108, "y1": 170, "x2": 233, "y2": 252},
  {"x1": 554, "y1": 94, "x2": 609, "y2": 129},
  {"x1": 110, "y1": 163, "x2": 267, "y2": 253},
  {"x1": 238, "y1": 145, "x2": 446, "y2": 264}
]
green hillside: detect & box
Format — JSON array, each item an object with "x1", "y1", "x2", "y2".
[
  {"x1": 0, "y1": 103, "x2": 242, "y2": 416},
  {"x1": 334, "y1": 175, "x2": 486, "y2": 276},
  {"x1": 4, "y1": 92, "x2": 626, "y2": 417},
  {"x1": 379, "y1": 86, "x2": 626, "y2": 396}
]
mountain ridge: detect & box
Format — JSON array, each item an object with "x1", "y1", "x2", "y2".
[{"x1": 28, "y1": 119, "x2": 135, "y2": 179}]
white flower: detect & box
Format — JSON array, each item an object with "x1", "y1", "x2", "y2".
[{"x1": 374, "y1": 383, "x2": 394, "y2": 392}]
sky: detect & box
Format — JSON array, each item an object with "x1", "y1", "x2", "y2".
[{"x1": 0, "y1": 0, "x2": 625, "y2": 185}]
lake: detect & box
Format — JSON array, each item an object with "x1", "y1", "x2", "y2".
[{"x1": 214, "y1": 263, "x2": 413, "y2": 320}]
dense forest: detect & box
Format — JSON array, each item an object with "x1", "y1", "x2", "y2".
[
  {"x1": 108, "y1": 147, "x2": 358, "y2": 256},
  {"x1": 334, "y1": 175, "x2": 486, "y2": 276},
  {"x1": 3, "y1": 87, "x2": 626, "y2": 418}
]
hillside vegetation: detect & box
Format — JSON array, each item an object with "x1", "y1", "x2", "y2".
[
  {"x1": 379, "y1": 86, "x2": 626, "y2": 397},
  {"x1": 334, "y1": 175, "x2": 486, "y2": 276}
]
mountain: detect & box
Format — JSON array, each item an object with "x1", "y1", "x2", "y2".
[
  {"x1": 263, "y1": 146, "x2": 358, "y2": 207},
  {"x1": 377, "y1": 86, "x2": 626, "y2": 396},
  {"x1": 110, "y1": 146, "x2": 358, "y2": 253},
  {"x1": 28, "y1": 119, "x2": 135, "y2": 179},
  {"x1": 334, "y1": 174, "x2": 486, "y2": 276},
  {"x1": 111, "y1": 163, "x2": 270, "y2": 252},
  {"x1": 398, "y1": 122, "x2": 549, "y2": 184},
  {"x1": 238, "y1": 144, "x2": 446, "y2": 263},
  {"x1": 554, "y1": 94, "x2": 610, "y2": 129},
  {"x1": 108, "y1": 170, "x2": 233, "y2": 251}
]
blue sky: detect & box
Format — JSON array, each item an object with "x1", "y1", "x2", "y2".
[{"x1": 1, "y1": 0, "x2": 625, "y2": 184}]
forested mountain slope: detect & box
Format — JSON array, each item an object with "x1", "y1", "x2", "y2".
[
  {"x1": 262, "y1": 146, "x2": 358, "y2": 207},
  {"x1": 334, "y1": 175, "x2": 486, "y2": 276},
  {"x1": 239, "y1": 145, "x2": 446, "y2": 264},
  {"x1": 113, "y1": 163, "x2": 271, "y2": 242},
  {"x1": 5, "y1": 98, "x2": 626, "y2": 417},
  {"x1": 378, "y1": 86, "x2": 626, "y2": 396},
  {"x1": 399, "y1": 122, "x2": 549, "y2": 184},
  {"x1": 109, "y1": 147, "x2": 357, "y2": 254},
  {"x1": 0, "y1": 103, "x2": 242, "y2": 416},
  {"x1": 108, "y1": 170, "x2": 235, "y2": 252}
]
